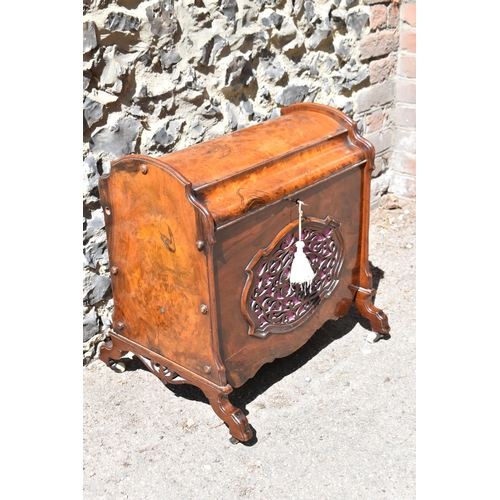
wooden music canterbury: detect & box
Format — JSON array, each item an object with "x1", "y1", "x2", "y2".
[{"x1": 98, "y1": 102, "x2": 390, "y2": 442}]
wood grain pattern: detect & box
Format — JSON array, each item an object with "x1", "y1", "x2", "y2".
[
  {"x1": 213, "y1": 168, "x2": 365, "y2": 388},
  {"x1": 98, "y1": 102, "x2": 390, "y2": 442},
  {"x1": 98, "y1": 156, "x2": 224, "y2": 386}
]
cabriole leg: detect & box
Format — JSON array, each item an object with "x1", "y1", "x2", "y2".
[
  {"x1": 99, "y1": 331, "x2": 253, "y2": 442},
  {"x1": 355, "y1": 287, "x2": 390, "y2": 336},
  {"x1": 200, "y1": 385, "x2": 253, "y2": 443},
  {"x1": 99, "y1": 339, "x2": 127, "y2": 366}
]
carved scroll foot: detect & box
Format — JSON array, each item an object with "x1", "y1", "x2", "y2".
[
  {"x1": 355, "y1": 287, "x2": 390, "y2": 335},
  {"x1": 200, "y1": 385, "x2": 253, "y2": 443},
  {"x1": 99, "y1": 331, "x2": 252, "y2": 442},
  {"x1": 99, "y1": 338, "x2": 127, "y2": 366}
]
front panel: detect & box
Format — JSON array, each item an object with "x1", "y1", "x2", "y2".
[{"x1": 213, "y1": 165, "x2": 364, "y2": 388}]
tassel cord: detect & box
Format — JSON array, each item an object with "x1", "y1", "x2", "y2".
[{"x1": 289, "y1": 200, "x2": 315, "y2": 292}]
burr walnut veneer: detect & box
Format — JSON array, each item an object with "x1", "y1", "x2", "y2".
[{"x1": 98, "y1": 103, "x2": 390, "y2": 442}]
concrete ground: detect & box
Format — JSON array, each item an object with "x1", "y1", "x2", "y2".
[{"x1": 83, "y1": 196, "x2": 416, "y2": 500}]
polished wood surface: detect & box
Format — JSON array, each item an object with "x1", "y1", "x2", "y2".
[
  {"x1": 99, "y1": 157, "x2": 225, "y2": 386},
  {"x1": 98, "y1": 102, "x2": 390, "y2": 442},
  {"x1": 162, "y1": 104, "x2": 367, "y2": 228},
  {"x1": 214, "y1": 168, "x2": 365, "y2": 388}
]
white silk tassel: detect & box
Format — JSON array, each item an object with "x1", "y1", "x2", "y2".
[{"x1": 289, "y1": 201, "x2": 315, "y2": 292}]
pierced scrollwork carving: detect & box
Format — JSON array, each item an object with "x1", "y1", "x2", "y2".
[
  {"x1": 241, "y1": 215, "x2": 345, "y2": 337},
  {"x1": 136, "y1": 353, "x2": 187, "y2": 385}
]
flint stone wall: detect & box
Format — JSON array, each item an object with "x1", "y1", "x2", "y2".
[{"x1": 83, "y1": 0, "x2": 404, "y2": 359}]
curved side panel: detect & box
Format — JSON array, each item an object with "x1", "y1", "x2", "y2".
[{"x1": 98, "y1": 155, "x2": 223, "y2": 385}]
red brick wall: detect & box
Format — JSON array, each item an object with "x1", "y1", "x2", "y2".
[
  {"x1": 391, "y1": 0, "x2": 416, "y2": 197},
  {"x1": 354, "y1": 0, "x2": 416, "y2": 201}
]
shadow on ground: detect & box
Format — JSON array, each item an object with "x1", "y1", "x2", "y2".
[{"x1": 122, "y1": 262, "x2": 388, "y2": 445}]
